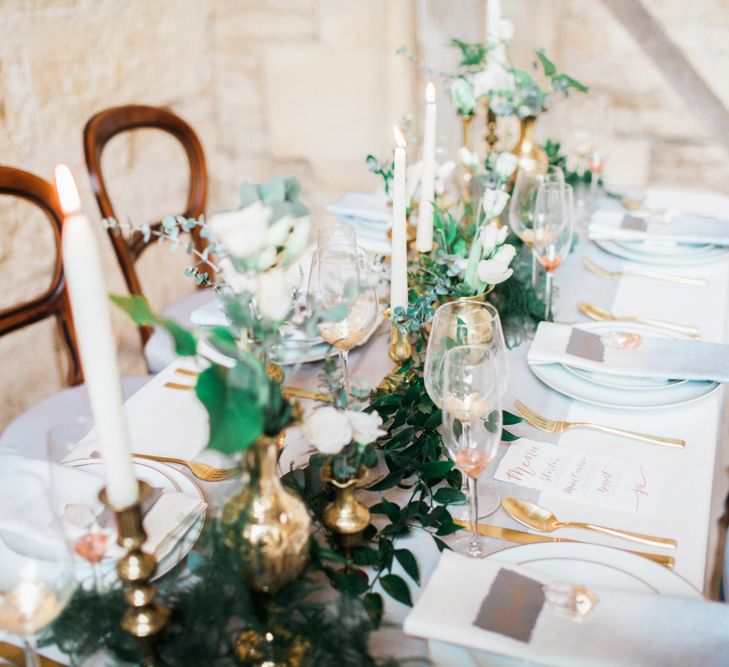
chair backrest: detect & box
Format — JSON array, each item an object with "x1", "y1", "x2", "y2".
[
  {"x1": 0, "y1": 166, "x2": 83, "y2": 386},
  {"x1": 83, "y1": 104, "x2": 208, "y2": 343}
]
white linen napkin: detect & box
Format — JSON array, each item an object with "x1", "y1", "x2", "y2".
[
  {"x1": 404, "y1": 550, "x2": 729, "y2": 667},
  {"x1": 528, "y1": 322, "x2": 729, "y2": 383},
  {"x1": 326, "y1": 192, "x2": 390, "y2": 224},
  {"x1": 588, "y1": 209, "x2": 729, "y2": 246},
  {"x1": 0, "y1": 454, "x2": 205, "y2": 560}
]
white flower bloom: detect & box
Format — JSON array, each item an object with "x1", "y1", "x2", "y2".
[
  {"x1": 477, "y1": 258, "x2": 513, "y2": 285},
  {"x1": 436, "y1": 160, "x2": 456, "y2": 186},
  {"x1": 256, "y1": 267, "x2": 292, "y2": 322},
  {"x1": 480, "y1": 188, "x2": 510, "y2": 219},
  {"x1": 495, "y1": 153, "x2": 518, "y2": 180},
  {"x1": 256, "y1": 246, "x2": 278, "y2": 271},
  {"x1": 302, "y1": 406, "x2": 353, "y2": 455},
  {"x1": 479, "y1": 221, "x2": 501, "y2": 256},
  {"x1": 284, "y1": 217, "x2": 311, "y2": 265},
  {"x1": 218, "y1": 258, "x2": 256, "y2": 294},
  {"x1": 266, "y1": 215, "x2": 293, "y2": 247},
  {"x1": 347, "y1": 410, "x2": 386, "y2": 445},
  {"x1": 472, "y1": 62, "x2": 515, "y2": 98},
  {"x1": 208, "y1": 201, "x2": 272, "y2": 258},
  {"x1": 492, "y1": 243, "x2": 516, "y2": 267},
  {"x1": 459, "y1": 147, "x2": 479, "y2": 169}
]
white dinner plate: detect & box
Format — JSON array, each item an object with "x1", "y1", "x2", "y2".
[
  {"x1": 560, "y1": 321, "x2": 686, "y2": 391},
  {"x1": 0, "y1": 459, "x2": 206, "y2": 587},
  {"x1": 593, "y1": 238, "x2": 729, "y2": 266},
  {"x1": 428, "y1": 542, "x2": 699, "y2": 666},
  {"x1": 529, "y1": 332, "x2": 719, "y2": 409},
  {"x1": 613, "y1": 239, "x2": 714, "y2": 257}
]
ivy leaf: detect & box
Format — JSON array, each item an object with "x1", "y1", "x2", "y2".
[
  {"x1": 110, "y1": 294, "x2": 196, "y2": 357},
  {"x1": 419, "y1": 460, "x2": 454, "y2": 479},
  {"x1": 433, "y1": 487, "x2": 467, "y2": 505},
  {"x1": 503, "y1": 410, "x2": 524, "y2": 425},
  {"x1": 333, "y1": 568, "x2": 369, "y2": 597},
  {"x1": 432, "y1": 535, "x2": 451, "y2": 552},
  {"x1": 195, "y1": 365, "x2": 264, "y2": 453},
  {"x1": 502, "y1": 428, "x2": 521, "y2": 442},
  {"x1": 552, "y1": 73, "x2": 588, "y2": 94},
  {"x1": 482, "y1": 410, "x2": 501, "y2": 434},
  {"x1": 362, "y1": 592, "x2": 383, "y2": 628},
  {"x1": 536, "y1": 49, "x2": 556, "y2": 76},
  {"x1": 380, "y1": 573, "x2": 412, "y2": 607},
  {"x1": 370, "y1": 498, "x2": 401, "y2": 523},
  {"x1": 394, "y1": 549, "x2": 420, "y2": 585}
]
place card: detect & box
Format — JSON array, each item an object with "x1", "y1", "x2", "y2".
[
  {"x1": 621, "y1": 214, "x2": 648, "y2": 232},
  {"x1": 473, "y1": 569, "x2": 545, "y2": 642},
  {"x1": 494, "y1": 439, "x2": 665, "y2": 514}
]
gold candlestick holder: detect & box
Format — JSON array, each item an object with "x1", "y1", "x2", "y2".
[
  {"x1": 100, "y1": 481, "x2": 169, "y2": 666},
  {"x1": 378, "y1": 309, "x2": 413, "y2": 392}
]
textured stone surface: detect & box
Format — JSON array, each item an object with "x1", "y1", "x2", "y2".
[{"x1": 1, "y1": 0, "x2": 728, "y2": 430}]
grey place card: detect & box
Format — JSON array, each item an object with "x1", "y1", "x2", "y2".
[
  {"x1": 621, "y1": 214, "x2": 648, "y2": 232},
  {"x1": 473, "y1": 568, "x2": 545, "y2": 643},
  {"x1": 566, "y1": 328, "x2": 605, "y2": 363}
]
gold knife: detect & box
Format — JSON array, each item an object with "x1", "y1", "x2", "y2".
[
  {"x1": 453, "y1": 520, "x2": 675, "y2": 569},
  {"x1": 0, "y1": 642, "x2": 66, "y2": 667},
  {"x1": 164, "y1": 380, "x2": 332, "y2": 403}
]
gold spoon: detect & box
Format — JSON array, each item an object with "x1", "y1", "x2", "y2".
[
  {"x1": 583, "y1": 258, "x2": 707, "y2": 287},
  {"x1": 577, "y1": 301, "x2": 701, "y2": 339},
  {"x1": 502, "y1": 498, "x2": 677, "y2": 550}
]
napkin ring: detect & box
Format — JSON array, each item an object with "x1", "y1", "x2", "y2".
[{"x1": 100, "y1": 481, "x2": 170, "y2": 664}]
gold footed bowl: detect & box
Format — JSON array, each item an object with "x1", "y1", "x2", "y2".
[
  {"x1": 321, "y1": 465, "x2": 371, "y2": 549},
  {"x1": 221, "y1": 435, "x2": 311, "y2": 594}
]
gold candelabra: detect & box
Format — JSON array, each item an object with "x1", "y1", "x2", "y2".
[{"x1": 100, "y1": 481, "x2": 169, "y2": 666}]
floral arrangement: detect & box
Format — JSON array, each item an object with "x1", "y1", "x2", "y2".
[{"x1": 448, "y1": 37, "x2": 588, "y2": 119}]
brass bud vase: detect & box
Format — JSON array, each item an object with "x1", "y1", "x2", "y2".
[
  {"x1": 321, "y1": 465, "x2": 370, "y2": 549},
  {"x1": 221, "y1": 435, "x2": 311, "y2": 594},
  {"x1": 510, "y1": 115, "x2": 548, "y2": 182}
]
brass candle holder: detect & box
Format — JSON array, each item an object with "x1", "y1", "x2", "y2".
[
  {"x1": 100, "y1": 481, "x2": 169, "y2": 666},
  {"x1": 378, "y1": 309, "x2": 413, "y2": 392}
]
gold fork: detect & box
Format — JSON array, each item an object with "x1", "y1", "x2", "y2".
[
  {"x1": 165, "y1": 378, "x2": 333, "y2": 402},
  {"x1": 583, "y1": 258, "x2": 707, "y2": 287},
  {"x1": 514, "y1": 400, "x2": 685, "y2": 449},
  {"x1": 621, "y1": 197, "x2": 722, "y2": 222},
  {"x1": 133, "y1": 453, "x2": 239, "y2": 482}
]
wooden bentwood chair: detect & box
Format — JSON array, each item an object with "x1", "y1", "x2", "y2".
[
  {"x1": 83, "y1": 104, "x2": 214, "y2": 370},
  {"x1": 0, "y1": 165, "x2": 149, "y2": 455}
]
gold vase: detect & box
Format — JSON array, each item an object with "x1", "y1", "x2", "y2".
[
  {"x1": 221, "y1": 435, "x2": 311, "y2": 594},
  {"x1": 321, "y1": 465, "x2": 370, "y2": 549},
  {"x1": 459, "y1": 114, "x2": 476, "y2": 203},
  {"x1": 510, "y1": 115, "x2": 548, "y2": 183}
]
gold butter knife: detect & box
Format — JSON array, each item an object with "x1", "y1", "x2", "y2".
[
  {"x1": 164, "y1": 381, "x2": 332, "y2": 403},
  {"x1": 453, "y1": 519, "x2": 675, "y2": 569},
  {"x1": 0, "y1": 642, "x2": 65, "y2": 667}
]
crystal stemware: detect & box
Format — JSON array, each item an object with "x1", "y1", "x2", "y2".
[
  {"x1": 317, "y1": 222, "x2": 357, "y2": 249},
  {"x1": 442, "y1": 345, "x2": 503, "y2": 558},
  {"x1": 532, "y1": 182, "x2": 575, "y2": 320},
  {"x1": 508, "y1": 166, "x2": 564, "y2": 286},
  {"x1": 47, "y1": 418, "x2": 111, "y2": 592},
  {"x1": 308, "y1": 243, "x2": 379, "y2": 400},
  {"x1": 0, "y1": 469, "x2": 77, "y2": 666}
]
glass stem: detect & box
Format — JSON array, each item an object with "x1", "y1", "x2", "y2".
[
  {"x1": 467, "y1": 476, "x2": 480, "y2": 553},
  {"x1": 23, "y1": 637, "x2": 40, "y2": 667},
  {"x1": 531, "y1": 254, "x2": 539, "y2": 288},
  {"x1": 544, "y1": 271, "x2": 554, "y2": 321},
  {"x1": 340, "y1": 349, "x2": 351, "y2": 403}
]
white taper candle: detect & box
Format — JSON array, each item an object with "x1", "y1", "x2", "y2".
[
  {"x1": 390, "y1": 127, "x2": 408, "y2": 313},
  {"x1": 55, "y1": 164, "x2": 138, "y2": 509},
  {"x1": 416, "y1": 82, "x2": 437, "y2": 254}
]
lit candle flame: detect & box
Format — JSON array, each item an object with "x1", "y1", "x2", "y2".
[
  {"x1": 54, "y1": 164, "x2": 81, "y2": 215},
  {"x1": 426, "y1": 82, "x2": 436, "y2": 104},
  {"x1": 393, "y1": 126, "x2": 406, "y2": 149}
]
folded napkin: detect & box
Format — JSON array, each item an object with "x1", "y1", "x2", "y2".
[
  {"x1": 588, "y1": 210, "x2": 729, "y2": 246},
  {"x1": 404, "y1": 550, "x2": 729, "y2": 667},
  {"x1": 528, "y1": 322, "x2": 729, "y2": 383},
  {"x1": 326, "y1": 192, "x2": 390, "y2": 224},
  {"x1": 0, "y1": 455, "x2": 206, "y2": 560}
]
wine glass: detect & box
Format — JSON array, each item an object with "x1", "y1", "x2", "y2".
[
  {"x1": 308, "y1": 243, "x2": 379, "y2": 400},
  {"x1": 442, "y1": 345, "x2": 502, "y2": 558},
  {"x1": 0, "y1": 469, "x2": 77, "y2": 666},
  {"x1": 424, "y1": 300, "x2": 508, "y2": 409},
  {"x1": 508, "y1": 166, "x2": 564, "y2": 286},
  {"x1": 47, "y1": 419, "x2": 111, "y2": 592},
  {"x1": 317, "y1": 222, "x2": 357, "y2": 248},
  {"x1": 532, "y1": 182, "x2": 574, "y2": 320}
]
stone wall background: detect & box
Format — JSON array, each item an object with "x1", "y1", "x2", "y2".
[{"x1": 2, "y1": 0, "x2": 728, "y2": 429}]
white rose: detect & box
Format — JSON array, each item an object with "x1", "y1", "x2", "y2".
[
  {"x1": 219, "y1": 258, "x2": 256, "y2": 294},
  {"x1": 492, "y1": 243, "x2": 516, "y2": 267},
  {"x1": 347, "y1": 410, "x2": 386, "y2": 445},
  {"x1": 256, "y1": 246, "x2": 278, "y2": 271},
  {"x1": 266, "y1": 215, "x2": 293, "y2": 247},
  {"x1": 459, "y1": 147, "x2": 479, "y2": 169},
  {"x1": 208, "y1": 201, "x2": 272, "y2": 258},
  {"x1": 480, "y1": 188, "x2": 509, "y2": 219},
  {"x1": 284, "y1": 217, "x2": 311, "y2": 265},
  {"x1": 479, "y1": 221, "x2": 501, "y2": 256},
  {"x1": 256, "y1": 267, "x2": 292, "y2": 322},
  {"x1": 495, "y1": 152, "x2": 518, "y2": 180},
  {"x1": 472, "y1": 62, "x2": 514, "y2": 98},
  {"x1": 477, "y1": 259, "x2": 513, "y2": 285},
  {"x1": 302, "y1": 406, "x2": 353, "y2": 455}
]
